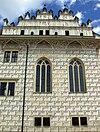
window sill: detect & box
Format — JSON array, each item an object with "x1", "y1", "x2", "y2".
[
  {"x1": 33, "y1": 92, "x2": 52, "y2": 94},
  {"x1": 69, "y1": 92, "x2": 87, "y2": 94}
]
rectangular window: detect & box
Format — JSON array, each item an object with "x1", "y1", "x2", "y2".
[
  {"x1": 65, "y1": 31, "x2": 69, "y2": 36},
  {"x1": 4, "y1": 51, "x2": 11, "y2": 62},
  {"x1": 4, "y1": 51, "x2": 18, "y2": 63},
  {"x1": 0, "y1": 82, "x2": 7, "y2": 96},
  {"x1": 35, "y1": 117, "x2": 41, "y2": 127},
  {"x1": 11, "y1": 51, "x2": 18, "y2": 62},
  {"x1": 72, "y1": 117, "x2": 87, "y2": 126},
  {"x1": 35, "y1": 117, "x2": 50, "y2": 127},
  {"x1": 80, "y1": 117, "x2": 87, "y2": 126},
  {"x1": 39, "y1": 30, "x2": 43, "y2": 35},
  {"x1": 21, "y1": 30, "x2": 24, "y2": 35},
  {"x1": 72, "y1": 117, "x2": 79, "y2": 126},
  {"x1": 43, "y1": 117, "x2": 50, "y2": 127},
  {"x1": 0, "y1": 82, "x2": 15, "y2": 96},
  {"x1": 46, "y1": 30, "x2": 49, "y2": 35}
]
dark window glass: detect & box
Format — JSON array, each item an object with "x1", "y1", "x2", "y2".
[
  {"x1": 65, "y1": 31, "x2": 69, "y2": 36},
  {"x1": 31, "y1": 32, "x2": 34, "y2": 35},
  {"x1": 46, "y1": 30, "x2": 49, "y2": 35},
  {"x1": 69, "y1": 65, "x2": 74, "y2": 92},
  {"x1": 0, "y1": 82, "x2": 7, "y2": 96},
  {"x1": 80, "y1": 33, "x2": 83, "y2": 36},
  {"x1": 8, "y1": 82, "x2": 15, "y2": 96},
  {"x1": 11, "y1": 51, "x2": 18, "y2": 62},
  {"x1": 36, "y1": 65, "x2": 40, "y2": 92},
  {"x1": 41, "y1": 65, "x2": 45, "y2": 92},
  {"x1": 35, "y1": 117, "x2": 41, "y2": 126},
  {"x1": 47, "y1": 65, "x2": 50, "y2": 92},
  {"x1": 39, "y1": 30, "x2": 43, "y2": 35},
  {"x1": 74, "y1": 65, "x2": 79, "y2": 92},
  {"x1": 79, "y1": 66, "x2": 85, "y2": 92},
  {"x1": 4, "y1": 51, "x2": 11, "y2": 62},
  {"x1": 43, "y1": 117, "x2": 50, "y2": 127},
  {"x1": 72, "y1": 117, "x2": 79, "y2": 126},
  {"x1": 21, "y1": 30, "x2": 24, "y2": 35},
  {"x1": 55, "y1": 32, "x2": 58, "y2": 35},
  {"x1": 80, "y1": 117, "x2": 87, "y2": 126}
]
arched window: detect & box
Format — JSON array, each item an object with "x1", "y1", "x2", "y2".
[
  {"x1": 69, "y1": 58, "x2": 86, "y2": 93},
  {"x1": 36, "y1": 58, "x2": 51, "y2": 93}
]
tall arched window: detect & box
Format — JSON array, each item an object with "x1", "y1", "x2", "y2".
[
  {"x1": 36, "y1": 58, "x2": 51, "y2": 93},
  {"x1": 69, "y1": 58, "x2": 86, "y2": 93}
]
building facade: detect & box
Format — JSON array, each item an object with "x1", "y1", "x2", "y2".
[{"x1": 0, "y1": 6, "x2": 100, "y2": 132}]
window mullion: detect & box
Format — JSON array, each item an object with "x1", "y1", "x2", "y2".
[{"x1": 10, "y1": 51, "x2": 12, "y2": 62}]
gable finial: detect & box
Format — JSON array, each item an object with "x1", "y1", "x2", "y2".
[
  {"x1": 64, "y1": 4, "x2": 66, "y2": 7},
  {"x1": 44, "y1": 4, "x2": 46, "y2": 7}
]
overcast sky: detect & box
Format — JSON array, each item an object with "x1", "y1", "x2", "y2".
[{"x1": 0, "y1": 0, "x2": 100, "y2": 34}]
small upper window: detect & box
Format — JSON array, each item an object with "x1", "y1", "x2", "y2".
[
  {"x1": 4, "y1": 51, "x2": 18, "y2": 63},
  {"x1": 55, "y1": 32, "x2": 58, "y2": 35},
  {"x1": 80, "y1": 33, "x2": 83, "y2": 36},
  {"x1": 39, "y1": 30, "x2": 43, "y2": 35},
  {"x1": 31, "y1": 32, "x2": 34, "y2": 35},
  {"x1": 46, "y1": 30, "x2": 49, "y2": 35},
  {"x1": 0, "y1": 82, "x2": 15, "y2": 96},
  {"x1": 21, "y1": 30, "x2": 24, "y2": 35},
  {"x1": 65, "y1": 31, "x2": 69, "y2": 36}
]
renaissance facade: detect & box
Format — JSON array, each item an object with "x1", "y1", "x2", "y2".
[{"x1": 0, "y1": 5, "x2": 100, "y2": 132}]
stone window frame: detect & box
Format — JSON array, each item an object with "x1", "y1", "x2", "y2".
[
  {"x1": 68, "y1": 57, "x2": 86, "y2": 93},
  {"x1": 34, "y1": 57, "x2": 52, "y2": 93},
  {"x1": 34, "y1": 117, "x2": 50, "y2": 127},
  {"x1": 3, "y1": 49, "x2": 19, "y2": 63},
  {"x1": 0, "y1": 80, "x2": 16, "y2": 96},
  {"x1": 71, "y1": 116, "x2": 88, "y2": 127}
]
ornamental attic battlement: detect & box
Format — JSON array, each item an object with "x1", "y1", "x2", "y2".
[{"x1": 2, "y1": 5, "x2": 94, "y2": 37}]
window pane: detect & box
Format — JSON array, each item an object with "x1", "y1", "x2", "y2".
[
  {"x1": 4, "y1": 51, "x2": 11, "y2": 62},
  {"x1": 80, "y1": 117, "x2": 87, "y2": 126},
  {"x1": 36, "y1": 65, "x2": 40, "y2": 92},
  {"x1": 11, "y1": 51, "x2": 18, "y2": 62},
  {"x1": 79, "y1": 66, "x2": 85, "y2": 92},
  {"x1": 35, "y1": 117, "x2": 41, "y2": 126},
  {"x1": 0, "y1": 82, "x2": 7, "y2": 96},
  {"x1": 41, "y1": 65, "x2": 45, "y2": 92},
  {"x1": 47, "y1": 65, "x2": 50, "y2": 92},
  {"x1": 8, "y1": 82, "x2": 15, "y2": 96},
  {"x1": 43, "y1": 117, "x2": 50, "y2": 127},
  {"x1": 74, "y1": 65, "x2": 79, "y2": 92},
  {"x1": 69, "y1": 66, "x2": 74, "y2": 92},
  {"x1": 72, "y1": 117, "x2": 79, "y2": 126}
]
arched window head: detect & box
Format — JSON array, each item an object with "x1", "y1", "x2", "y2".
[
  {"x1": 69, "y1": 58, "x2": 86, "y2": 93},
  {"x1": 36, "y1": 58, "x2": 51, "y2": 93}
]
